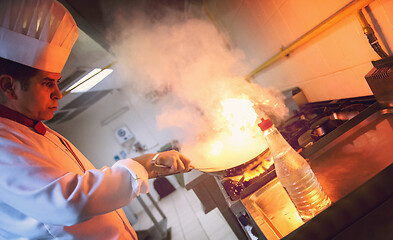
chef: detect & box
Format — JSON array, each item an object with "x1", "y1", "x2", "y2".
[{"x1": 0, "y1": 0, "x2": 191, "y2": 239}]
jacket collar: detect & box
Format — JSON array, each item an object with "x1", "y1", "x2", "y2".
[{"x1": 0, "y1": 104, "x2": 46, "y2": 135}]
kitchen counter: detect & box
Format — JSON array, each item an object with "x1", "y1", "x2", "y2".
[
  {"x1": 243, "y1": 103, "x2": 393, "y2": 239},
  {"x1": 184, "y1": 171, "x2": 217, "y2": 214}
]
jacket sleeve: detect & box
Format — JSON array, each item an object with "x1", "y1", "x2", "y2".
[{"x1": 0, "y1": 137, "x2": 149, "y2": 226}]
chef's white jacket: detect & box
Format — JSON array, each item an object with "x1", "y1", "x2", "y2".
[{"x1": 0, "y1": 118, "x2": 149, "y2": 239}]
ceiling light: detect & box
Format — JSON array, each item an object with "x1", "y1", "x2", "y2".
[{"x1": 66, "y1": 68, "x2": 113, "y2": 93}]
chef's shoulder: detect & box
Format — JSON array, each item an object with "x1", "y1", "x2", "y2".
[{"x1": 0, "y1": 118, "x2": 41, "y2": 144}]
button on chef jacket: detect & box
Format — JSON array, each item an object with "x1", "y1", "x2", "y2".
[{"x1": 0, "y1": 104, "x2": 149, "y2": 239}]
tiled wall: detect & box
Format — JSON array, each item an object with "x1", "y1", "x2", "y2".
[{"x1": 207, "y1": 0, "x2": 393, "y2": 102}]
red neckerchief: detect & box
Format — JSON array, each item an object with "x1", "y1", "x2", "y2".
[{"x1": 0, "y1": 104, "x2": 46, "y2": 135}]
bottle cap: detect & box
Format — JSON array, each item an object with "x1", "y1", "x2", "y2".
[{"x1": 258, "y1": 118, "x2": 273, "y2": 131}]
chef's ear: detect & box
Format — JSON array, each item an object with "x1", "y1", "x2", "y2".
[{"x1": 0, "y1": 74, "x2": 17, "y2": 99}]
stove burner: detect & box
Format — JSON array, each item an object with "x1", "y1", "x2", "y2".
[
  {"x1": 278, "y1": 117, "x2": 310, "y2": 150},
  {"x1": 223, "y1": 150, "x2": 270, "y2": 177},
  {"x1": 283, "y1": 117, "x2": 309, "y2": 132},
  {"x1": 310, "y1": 116, "x2": 345, "y2": 140},
  {"x1": 277, "y1": 95, "x2": 376, "y2": 151},
  {"x1": 220, "y1": 149, "x2": 274, "y2": 201}
]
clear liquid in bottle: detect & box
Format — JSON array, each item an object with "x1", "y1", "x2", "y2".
[
  {"x1": 258, "y1": 118, "x2": 331, "y2": 221},
  {"x1": 274, "y1": 148, "x2": 331, "y2": 221}
]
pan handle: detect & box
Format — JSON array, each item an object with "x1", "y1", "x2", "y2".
[{"x1": 153, "y1": 163, "x2": 193, "y2": 177}]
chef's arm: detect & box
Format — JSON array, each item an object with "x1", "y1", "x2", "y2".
[
  {"x1": 0, "y1": 141, "x2": 189, "y2": 226},
  {"x1": 132, "y1": 150, "x2": 192, "y2": 178},
  {"x1": 0, "y1": 138, "x2": 149, "y2": 226},
  {"x1": 0, "y1": 163, "x2": 146, "y2": 226}
]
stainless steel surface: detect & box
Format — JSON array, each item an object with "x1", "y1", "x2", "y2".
[
  {"x1": 365, "y1": 56, "x2": 393, "y2": 107},
  {"x1": 242, "y1": 178, "x2": 303, "y2": 240},
  {"x1": 301, "y1": 102, "x2": 379, "y2": 158},
  {"x1": 239, "y1": 105, "x2": 393, "y2": 239},
  {"x1": 310, "y1": 107, "x2": 393, "y2": 202}
]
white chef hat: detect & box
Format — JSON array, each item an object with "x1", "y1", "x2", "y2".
[{"x1": 0, "y1": 0, "x2": 79, "y2": 73}]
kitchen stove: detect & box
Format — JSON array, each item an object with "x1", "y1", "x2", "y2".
[
  {"x1": 184, "y1": 91, "x2": 390, "y2": 240},
  {"x1": 219, "y1": 95, "x2": 376, "y2": 202},
  {"x1": 278, "y1": 95, "x2": 376, "y2": 151},
  {"x1": 216, "y1": 90, "x2": 393, "y2": 240},
  {"x1": 197, "y1": 58, "x2": 393, "y2": 240}
]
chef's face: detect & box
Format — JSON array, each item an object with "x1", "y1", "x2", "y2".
[{"x1": 14, "y1": 71, "x2": 62, "y2": 121}]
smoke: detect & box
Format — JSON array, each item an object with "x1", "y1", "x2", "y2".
[{"x1": 109, "y1": 5, "x2": 289, "y2": 170}]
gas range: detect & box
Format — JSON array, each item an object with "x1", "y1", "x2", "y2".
[
  {"x1": 216, "y1": 56, "x2": 393, "y2": 240},
  {"x1": 219, "y1": 93, "x2": 393, "y2": 240},
  {"x1": 219, "y1": 95, "x2": 376, "y2": 202},
  {"x1": 278, "y1": 95, "x2": 376, "y2": 152}
]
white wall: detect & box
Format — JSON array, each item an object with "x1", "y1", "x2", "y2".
[{"x1": 206, "y1": 0, "x2": 393, "y2": 102}]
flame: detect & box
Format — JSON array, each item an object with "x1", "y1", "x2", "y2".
[
  {"x1": 210, "y1": 141, "x2": 223, "y2": 156},
  {"x1": 243, "y1": 158, "x2": 274, "y2": 181},
  {"x1": 228, "y1": 150, "x2": 274, "y2": 182},
  {"x1": 221, "y1": 98, "x2": 258, "y2": 131},
  {"x1": 184, "y1": 97, "x2": 268, "y2": 171},
  {"x1": 209, "y1": 98, "x2": 259, "y2": 157}
]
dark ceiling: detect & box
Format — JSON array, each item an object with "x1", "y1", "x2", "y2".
[{"x1": 60, "y1": 0, "x2": 195, "y2": 51}]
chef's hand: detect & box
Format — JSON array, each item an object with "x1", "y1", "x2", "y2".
[{"x1": 133, "y1": 150, "x2": 192, "y2": 178}]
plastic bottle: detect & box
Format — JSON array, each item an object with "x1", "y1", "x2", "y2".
[{"x1": 258, "y1": 118, "x2": 331, "y2": 221}]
